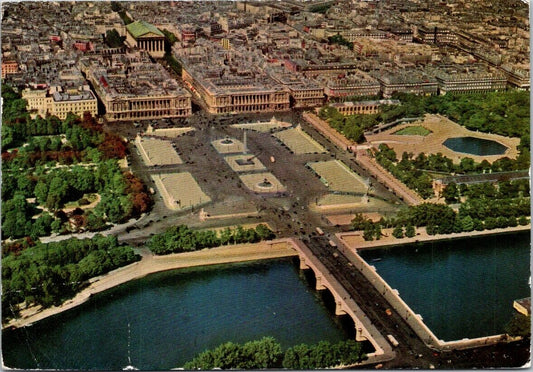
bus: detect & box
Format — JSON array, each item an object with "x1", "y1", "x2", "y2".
[{"x1": 316, "y1": 227, "x2": 324, "y2": 236}]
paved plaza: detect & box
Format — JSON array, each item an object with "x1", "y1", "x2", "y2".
[
  {"x1": 274, "y1": 125, "x2": 327, "y2": 154},
  {"x1": 211, "y1": 137, "x2": 247, "y2": 154},
  {"x1": 223, "y1": 154, "x2": 266, "y2": 173},
  {"x1": 239, "y1": 172, "x2": 286, "y2": 194},
  {"x1": 152, "y1": 172, "x2": 211, "y2": 211},
  {"x1": 308, "y1": 160, "x2": 368, "y2": 193},
  {"x1": 135, "y1": 136, "x2": 183, "y2": 166}
]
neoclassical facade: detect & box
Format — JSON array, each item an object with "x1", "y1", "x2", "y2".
[{"x1": 126, "y1": 20, "x2": 165, "y2": 58}]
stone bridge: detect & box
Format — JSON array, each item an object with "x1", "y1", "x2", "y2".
[{"x1": 285, "y1": 238, "x2": 395, "y2": 362}]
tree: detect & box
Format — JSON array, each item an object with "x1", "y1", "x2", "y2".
[
  {"x1": 392, "y1": 225, "x2": 404, "y2": 239},
  {"x1": 351, "y1": 213, "x2": 372, "y2": 230},
  {"x1": 459, "y1": 157, "x2": 476, "y2": 173},
  {"x1": 363, "y1": 225, "x2": 374, "y2": 241},
  {"x1": 31, "y1": 213, "x2": 54, "y2": 238},
  {"x1": 241, "y1": 337, "x2": 282, "y2": 369},
  {"x1": 442, "y1": 182, "x2": 459, "y2": 204},
  {"x1": 459, "y1": 215, "x2": 474, "y2": 232},
  {"x1": 105, "y1": 29, "x2": 125, "y2": 48},
  {"x1": 405, "y1": 224, "x2": 416, "y2": 238},
  {"x1": 505, "y1": 314, "x2": 531, "y2": 338},
  {"x1": 255, "y1": 224, "x2": 274, "y2": 240}
]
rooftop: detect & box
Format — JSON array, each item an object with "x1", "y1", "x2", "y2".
[{"x1": 126, "y1": 20, "x2": 164, "y2": 39}]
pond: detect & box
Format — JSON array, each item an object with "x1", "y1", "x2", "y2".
[{"x1": 442, "y1": 137, "x2": 508, "y2": 156}]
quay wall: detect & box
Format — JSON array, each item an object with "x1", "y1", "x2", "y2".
[
  {"x1": 338, "y1": 224, "x2": 531, "y2": 251},
  {"x1": 336, "y1": 239, "x2": 523, "y2": 351}
]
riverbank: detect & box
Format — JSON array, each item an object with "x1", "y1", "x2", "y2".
[
  {"x1": 3, "y1": 240, "x2": 297, "y2": 330},
  {"x1": 337, "y1": 224, "x2": 531, "y2": 250}
]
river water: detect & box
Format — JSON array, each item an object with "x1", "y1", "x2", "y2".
[
  {"x1": 359, "y1": 231, "x2": 530, "y2": 341},
  {"x1": 3, "y1": 233, "x2": 530, "y2": 369},
  {"x1": 3, "y1": 259, "x2": 350, "y2": 370}
]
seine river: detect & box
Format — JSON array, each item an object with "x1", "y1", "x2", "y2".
[
  {"x1": 359, "y1": 231, "x2": 530, "y2": 341},
  {"x1": 3, "y1": 232, "x2": 530, "y2": 369},
  {"x1": 3, "y1": 259, "x2": 351, "y2": 370}
]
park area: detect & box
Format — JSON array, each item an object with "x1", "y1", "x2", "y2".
[
  {"x1": 135, "y1": 136, "x2": 183, "y2": 166},
  {"x1": 393, "y1": 126, "x2": 432, "y2": 136},
  {"x1": 152, "y1": 172, "x2": 211, "y2": 211},
  {"x1": 366, "y1": 115, "x2": 520, "y2": 163},
  {"x1": 274, "y1": 126, "x2": 327, "y2": 154}
]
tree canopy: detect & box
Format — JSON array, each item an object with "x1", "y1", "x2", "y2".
[
  {"x1": 2, "y1": 235, "x2": 139, "y2": 320},
  {"x1": 182, "y1": 337, "x2": 366, "y2": 369},
  {"x1": 147, "y1": 224, "x2": 275, "y2": 255}
]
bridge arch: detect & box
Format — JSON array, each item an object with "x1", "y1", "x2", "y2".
[{"x1": 297, "y1": 255, "x2": 370, "y2": 340}]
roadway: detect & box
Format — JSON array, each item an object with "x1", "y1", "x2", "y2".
[{"x1": 302, "y1": 236, "x2": 530, "y2": 368}]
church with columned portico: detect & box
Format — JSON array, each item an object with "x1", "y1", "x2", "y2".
[{"x1": 125, "y1": 20, "x2": 165, "y2": 58}]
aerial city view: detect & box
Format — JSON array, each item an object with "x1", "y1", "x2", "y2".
[{"x1": 1, "y1": 0, "x2": 530, "y2": 369}]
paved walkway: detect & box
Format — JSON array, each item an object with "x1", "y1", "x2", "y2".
[{"x1": 356, "y1": 150, "x2": 423, "y2": 205}]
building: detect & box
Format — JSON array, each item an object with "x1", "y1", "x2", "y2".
[
  {"x1": 330, "y1": 99, "x2": 400, "y2": 116},
  {"x1": 180, "y1": 27, "x2": 196, "y2": 43},
  {"x1": 414, "y1": 26, "x2": 457, "y2": 45},
  {"x1": 500, "y1": 65, "x2": 530, "y2": 90},
  {"x1": 22, "y1": 85, "x2": 98, "y2": 120},
  {"x1": 266, "y1": 66, "x2": 324, "y2": 108},
  {"x1": 319, "y1": 71, "x2": 381, "y2": 99},
  {"x1": 126, "y1": 20, "x2": 165, "y2": 58},
  {"x1": 182, "y1": 67, "x2": 290, "y2": 114},
  {"x1": 432, "y1": 65, "x2": 507, "y2": 94},
  {"x1": 1, "y1": 59, "x2": 18, "y2": 78},
  {"x1": 82, "y1": 51, "x2": 191, "y2": 122},
  {"x1": 376, "y1": 69, "x2": 438, "y2": 97},
  {"x1": 176, "y1": 40, "x2": 291, "y2": 114}
]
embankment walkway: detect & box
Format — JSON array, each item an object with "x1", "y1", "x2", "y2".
[
  {"x1": 3, "y1": 240, "x2": 297, "y2": 330},
  {"x1": 337, "y1": 224, "x2": 531, "y2": 251}
]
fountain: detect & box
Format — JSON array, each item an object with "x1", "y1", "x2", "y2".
[{"x1": 257, "y1": 178, "x2": 273, "y2": 189}]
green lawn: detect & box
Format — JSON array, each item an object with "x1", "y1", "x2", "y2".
[{"x1": 393, "y1": 126, "x2": 432, "y2": 136}]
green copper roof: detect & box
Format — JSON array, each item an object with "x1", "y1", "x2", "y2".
[{"x1": 126, "y1": 20, "x2": 164, "y2": 38}]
